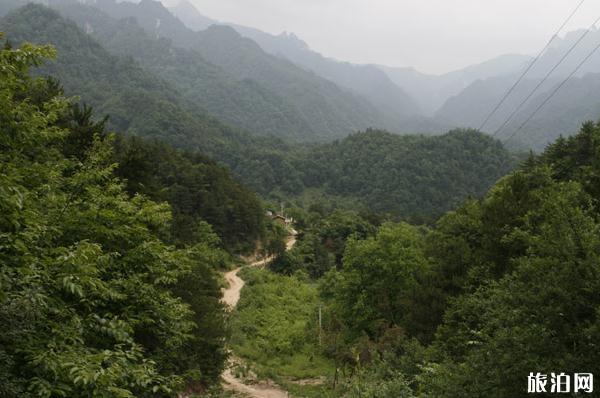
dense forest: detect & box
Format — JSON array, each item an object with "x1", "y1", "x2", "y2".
[
  {"x1": 2, "y1": 0, "x2": 599, "y2": 150},
  {"x1": 0, "y1": 4, "x2": 514, "y2": 221},
  {"x1": 2, "y1": 1, "x2": 600, "y2": 397},
  {"x1": 250, "y1": 121, "x2": 600, "y2": 397},
  {"x1": 49, "y1": 0, "x2": 406, "y2": 142},
  {"x1": 292, "y1": 129, "x2": 514, "y2": 221},
  {"x1": 0, "y1": 4, "x2": 304, "y2": 196},
  {"x1": 0, "y1": 40, "x2": 229, "y2": 396},
  {"x1": 0, "y1": 37, "x2": 289, "y2": 396}
]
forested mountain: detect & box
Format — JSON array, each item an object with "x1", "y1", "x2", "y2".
[
  {"x1": 433, "y1": 75, "x2": 555, "y2": 137},
  {"x1": 5, "y1": 2, "x2": 600, "y2": 396},
  {"x1": 0, "y1": 4, "x2": 516, "y2": 224},
  {"x1": 0, "y1": 0, "x2": 416, "y2": 142},
  {"x1": 170, "y1": 0, "x2": 444, "y2": 134},
  {"x1": 435, "y1": 71, "x2": 600, "y2": 151},
  {"x1": 7, "y1": 0, "x2": 598, "y2": 151},
  {"x1": 46, "y1": 1, "x2": 322, "y2": 142},
  {"x1": 57, "y1": 0, "x2": 411, "y2": 141},
  {"x1": 292, "y1": 129, "x2": 515, "y2": 221},
  {"x1": 0, "y1": 3, "x2": 220, "y2": 147},
  {"x1": 502, "y1": 72, "x2": 600, "y2": 149},
  {"x1": 262, "y1": 121, "x2": 600, "y2": 398},
  {"x1": 0, "y1": 4, "x2": 304, "y2": 197},
  {"x1": 432, "y1": 28, "x2": 600, "y2": 149},
  {"x1": 190, "y1": 23, "x2": 392, "y2": 140},
  {"x1": 223, "y1": 25, "x2": 422, "y2": 124}
]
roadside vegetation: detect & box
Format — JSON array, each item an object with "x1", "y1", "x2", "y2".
[{"x1": 229, "y1": 267, "x2": 335, "y2": 397}]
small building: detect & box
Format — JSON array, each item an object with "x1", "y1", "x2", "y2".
[{"x1": 271, "y1": 214, "x2": 293, "y2": 228}]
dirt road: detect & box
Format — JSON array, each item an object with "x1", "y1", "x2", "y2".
[
  {"x1": 220, "y1": 232, "x2": 296, "y2": 397},
  {"x1": 222, "y1": 267, "x2": 245, "y2": 309},
  {"x1": 222, "y1": 368, "x2": 288, "y2": 398}
]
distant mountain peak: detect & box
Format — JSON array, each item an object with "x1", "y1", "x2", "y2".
[
  {"x1": 168, "y1": 0, "x2": 216, "y2": 31},
  {"x1": 170, "y1": 0, "x2": 201, "y2": 14},
  {"x1": 276, "y1": 31, "x2": 308, "y2": 49},
  {"x1": 137, "y1": 0, "x2": 172, "y2": 13}
]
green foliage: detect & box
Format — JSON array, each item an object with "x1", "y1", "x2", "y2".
[
  {"x1": 0, "y1": 3, "x2": 302, "y2": 198},
  {"x1": 415, "y1": 123, "x2": 600, "y2": 397},
  {"x1": 113, "y1": 135, "x2": 264, "y2": 252},
  {"x1": 2, "y1": 12, "x2": 266, "y2": 254},
  {"x1": 62, "y1": 0, "x2": 408, "y2": 142},
  {"x1": 342, "y1": 358, "x2": 415, "y2": 398},
  {"x1": 229, "y1": 267, "x2": 333, "y2": 380},
  {"x1": 323, "y1": 223, "x2": 429, "y2": 342},
  {"x1": 52, "y1": 1, "x2": 320, "y2": 142},
  {"x1": 0, "y1": 5, "x2": 515, "y2": 223},
  {"x1": 9, "y1": 6, "x2": 599, "y2": 396},
  {"x1": 272, "y1": 209, "x2": 376, "y2": 278},
  {"x1": 0, "y1": 39, "x2": 226, "y2": 396},
  {"x1": 422, "y1": 187, "x2": 600, "y2": 396},
  {"x1": 305, "y1": 123, "x2": 600, "y2": 397},
  {"x1": 259, "y1": 219, "x2": 288, "y2": 258},
  {"x1": 2, "y1": 0, "x2": 406, "y2": 144},
  {"x1": 296, "y1": 128, "x2": 515, "y2": 222}
]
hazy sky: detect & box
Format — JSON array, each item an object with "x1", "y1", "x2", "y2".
[{"x1": 161, "y1": 0, "x2": 600, "y2": 74}]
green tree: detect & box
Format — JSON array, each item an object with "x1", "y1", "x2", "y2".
[
  {"x1": 0, "y1": 38, "x2": 226, "y2": 396},
  {"x1": 331, "y1": 223, "x2": 429, "y2": 341},
  {"x1": 423, "y1": 184, "x2": 600, "y2": 397}
]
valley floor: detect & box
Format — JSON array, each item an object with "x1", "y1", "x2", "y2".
[{"x1": 220, "y1": 233, "x2": 297, "y2": 397}]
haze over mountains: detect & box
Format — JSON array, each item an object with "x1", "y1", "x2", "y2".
[
  {"x1": 2, "y1": 0, "x2": 600, "y2": 150},
  {"x1": 168, "y1": 0, "x2": 600, "y2": 149},
  {"x1": 0, "y1": 1, "x2": 516, "y2": 220},
  {"x1": 5, "y1": 0, "x2": 600, "y2": 394}
]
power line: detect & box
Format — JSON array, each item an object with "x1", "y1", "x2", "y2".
[
  {"x1": 503, "y1": 37, "x2": 600, "y2": 145},
  {"x1": 492, "y1": 14, "x2": 600, "y2": 138},
  {"x1": 478, "y1": 0, "x2": 586, "y2": 132}
]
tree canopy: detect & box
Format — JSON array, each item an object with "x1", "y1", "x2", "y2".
[{"x1": 0, "y1": 37, "x2": 228, "y2": 397}]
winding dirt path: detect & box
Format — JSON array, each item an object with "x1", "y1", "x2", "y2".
[
  {"x1": 222, "y1": 369, "x2": 288, "y2": 398},
  {"x1": 220, "y1": 232, "x2": 297, "y2": 397}
]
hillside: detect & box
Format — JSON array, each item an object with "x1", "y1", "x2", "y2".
[
  {"x1": 0, "y1": 38, "x2": 231, "y2": 396},
  {"x1": 433, "y1": 71, "x2": 600, "y2": 151},
  {"x1": 433, "y1": 75, "x2": 552, "y2": 133},
  {"x1": 0, "y1": 4, "x2": 515, "y2": 221},
  {"x1": 222, "y1": 24, "x2": 422, "y2": 123},
  {"x1": 431, "y1": 28, "x2": 600, "y2": 149},
  {"x1": 503, "y1": 72, "x2": 600, "y2": 149},
  {"x1": 191, "y1": 23, "x2": 389, "y2": 140},
  {"x1": 0, "y1": 4, "x2": 303, "y2": 196},
  {"x1": 5, "y1": 30, "x2": 600, "y2": 397},
  {"x1": 3, "y1": 2, "x2": 600, "y2": 397},
  {"x1": 169, "y1": 0, "x2": 445, "y2": 133},
  {"x1": 63, "y1": 0, "x2": 410, "y2": 141},
  {"x1": 49, "y1": 1, "x2": 322, "y2": 142},
  {"x1": 293, "y1": 129, "x2": 515, "y2": 221}
]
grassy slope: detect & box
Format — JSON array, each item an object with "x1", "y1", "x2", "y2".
[{"x1": 229, "y1": 267, "x2": 336, "y2": 397}]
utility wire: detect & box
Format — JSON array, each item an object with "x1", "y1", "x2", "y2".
[
  {"x1": 503, "y1": 37, "x2": 600, "y2": 145},
  {"x1": 478, "y1": 0, "x2": 586, "y2": 132},
  {"x1": 492, "y1": 14, "x2": 600, "y2": 138}
]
